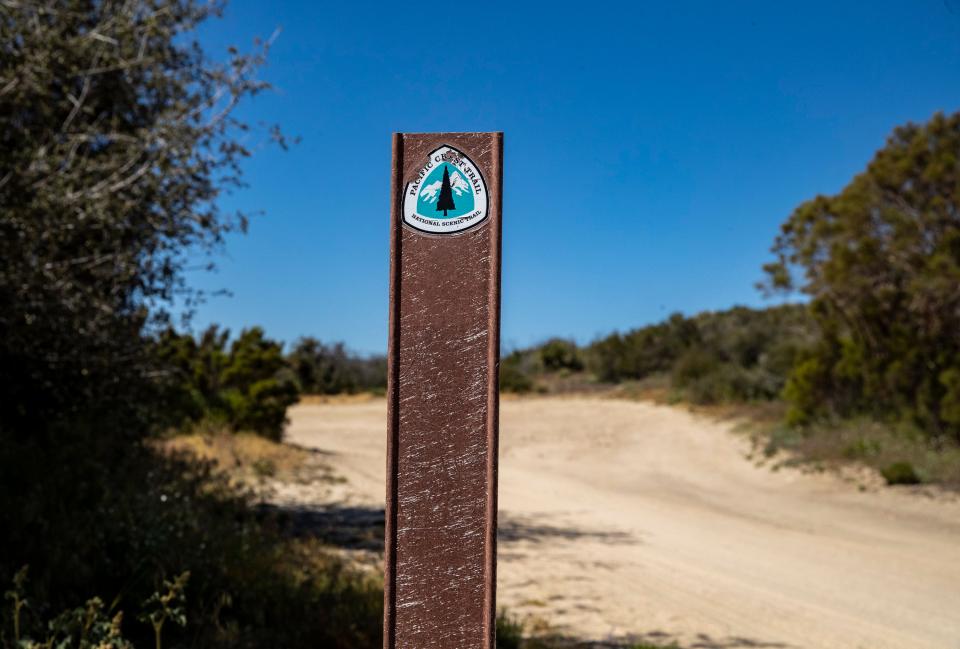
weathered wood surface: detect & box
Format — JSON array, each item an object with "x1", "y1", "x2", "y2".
[{"x1": 384, "y1": 132, "x2": 503, "y2": 649}]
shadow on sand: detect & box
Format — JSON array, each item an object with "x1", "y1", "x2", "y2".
[
  {"x1": 257, "y1": 506, "x2": 637, "y2": 550},
  {"x1": 498, "y1": 512, "x2": 638, "y2": 546},
  {"x1": 258, "y1": 503, "x2": 385, "y2": 550},
  {"x1": 566, "y1": 632, "x2": 795, "y2": 648},
  {"x1": 257, "y1": 504, "x2": 790, "y2": 649}
]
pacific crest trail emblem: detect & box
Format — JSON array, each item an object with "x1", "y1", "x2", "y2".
[{"x1": 403, "y1": 145, "x2": 488, "y2": 234}]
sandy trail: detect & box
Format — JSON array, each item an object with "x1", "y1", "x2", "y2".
[{"x1": 285, "y1": 397, "x2": 960, "y2": 649}]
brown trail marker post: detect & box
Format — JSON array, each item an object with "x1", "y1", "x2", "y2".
[{"x1": 385, "y1": 132, "x2": 503, "y2": 649}]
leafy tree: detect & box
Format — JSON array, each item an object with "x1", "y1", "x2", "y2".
[
  {"x1": 288, "y1": 337, "x2": 386, "y2": 394},
  {"x1": 0, "y1": 0, "x2": 285, "y2": 436},
  {"x1": 763, "y1": 111, "x2": 960, "y2": 439},
  {"x1": 0, "y1": 3, "x2": 319, "y2": 645}
]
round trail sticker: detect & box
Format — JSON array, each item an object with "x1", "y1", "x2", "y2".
[{"x1": 403, "y1": 145, "x2": 488, "y2": 234}]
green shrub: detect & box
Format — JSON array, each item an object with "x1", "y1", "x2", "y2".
[
  {"x1": 685, "y1": 370, "x2": 736, "y2": 404},
  {"x1": 137, "y1": 571, "x2": 189, "y2": 649},
  {"x1": 10, "y1": 591, "x2": 134, "y2": 649},
  {"x1": 587, "y1": 312, "x2": 700, "y2": 383},
  {"x1": 842, "y1": 437, "x2": 882, "y2": 460},
  {"x1": 783, "y1": 356, "x2": 829, "y2": 426},
  {"x1": 672, "y1": 348, "x2": 720, "y2": 388},
  {"x1": 671, "y1": 346, "x2": 787, "y2": 405},
  {"x1": 538, "y1": 338, "x2": 584, "y2": 372},
  {"x1": 880, "y1": 461, "x2": 922, "y2": 485},
  {"x1": 153, "y1": 326, "x2": 299, "y2": 440},
  {"x1": 495, "y1": 611, "x2": 524, "y2": 649},
  {"x1": 229, "y1": 378, "x2": 299, "y2": 442},
  {"x1": 500, "y1": 351, "x2": 536, "y2": 393},
  {"x1": 939, "y1": 368, "x2": 960, "y2": 429},
  {"x1": 586, "y1": 306, "x2": 813, "y2": 397},
  {"x1": 759, "y1": 417, "x2": 960, "y2": 487},
  {"x1": 500, "y1": 365, "x2": 534, "y2": 393}
]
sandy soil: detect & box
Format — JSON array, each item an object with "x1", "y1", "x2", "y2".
[{"x1": 285, "y1": 397, "x2": 960, "y2": 649}]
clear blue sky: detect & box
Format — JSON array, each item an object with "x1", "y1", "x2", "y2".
[{"x1": 186, "y1": 0, "x2": 960, "y2": 354}]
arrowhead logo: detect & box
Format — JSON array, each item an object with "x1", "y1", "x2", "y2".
[{"x1": 404, "y1": 145, "x2": 488, "y2": 235}]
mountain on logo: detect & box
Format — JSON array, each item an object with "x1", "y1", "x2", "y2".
[
  {"x1": 416, "y1": 164, "x2": 475, "y2": 219},
  {"x1": 420, "y1": 166, "x2": 471, "y2": 203}
]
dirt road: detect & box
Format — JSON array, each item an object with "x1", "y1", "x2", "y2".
[{"x1": 285, "y1": 397, "x2": 960, "y2": 649}]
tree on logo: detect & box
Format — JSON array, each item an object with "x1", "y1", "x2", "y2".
[{"x1": 436, "y1": 165, "x2": 456, "y2": 216}]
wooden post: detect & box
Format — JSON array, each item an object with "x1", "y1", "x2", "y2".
[{"x1": 385, "y1": 132, "x2": 503, "y2": 649}]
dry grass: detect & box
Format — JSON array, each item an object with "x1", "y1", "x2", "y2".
[
  {"x1": 683, "y1": 399, "x2": 786, "y2": 427},
  {"x1": 670, "y1": 400, "x2": 960, "y2": 491},
  {"x1": 155, "y1": 424, "x2": 340, "y2": 489},
  {"x1": 758, "y1": 418, "x2": 960, "y2": 490},
  {"x1": 605, "y1": 376, "x2": 674, "y2": 404},
  {"x1": 606, "y1": 377, "x2": 787, "y2": 425},
  {"x1": 595, "y1": 379, "x2": 960, "y2": 491},
  {"x1": 531, "y1": 372, "x2": 612, "y2": 395},
  {"x1": 297, "y1": 392, "x2": 382, "y2": 405}
]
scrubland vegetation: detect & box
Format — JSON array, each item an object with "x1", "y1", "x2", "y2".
[
  {"x1": 503, "y1": 299, "x2": 960, "y2": 487},
  {"x1": 153, "y1": 327, "x2": 384, "y2": 440},
  {"x1": 0, "y1": 0, "x2": 957, "y2": 646},
  {"x1": 502, "y1": 305, "x2": 812, "y2": 404},
  {"x1": 0, "y1": 2, "x2": 385, "y2": 646},
  {"x1": 502, "y1": 113, "x2": 960, "y2": 489}
]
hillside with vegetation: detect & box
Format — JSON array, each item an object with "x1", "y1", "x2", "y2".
[
  {"x1": 503, "y1": 305, "x2": 813, "y2": 402},
  {"x1": 501, "y1": 112, "x2": 960, "y2": 488},
  {"x1": 0, "y1": 0, "x2": 957, "y2": 646}
]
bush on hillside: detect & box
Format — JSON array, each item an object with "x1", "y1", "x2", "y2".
[
  {"x1": 538, "y1": 338, "x2": 584, "y2": 373},
  {"x1": 585, "y1": 305, "x2": 814, "y2": 403},
  {"x1": 880, "y1": 461, "x2": 922, "y2": 486},
  {"x1": 586, "y1": 313, "x2": 699, "y2": 382}
]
